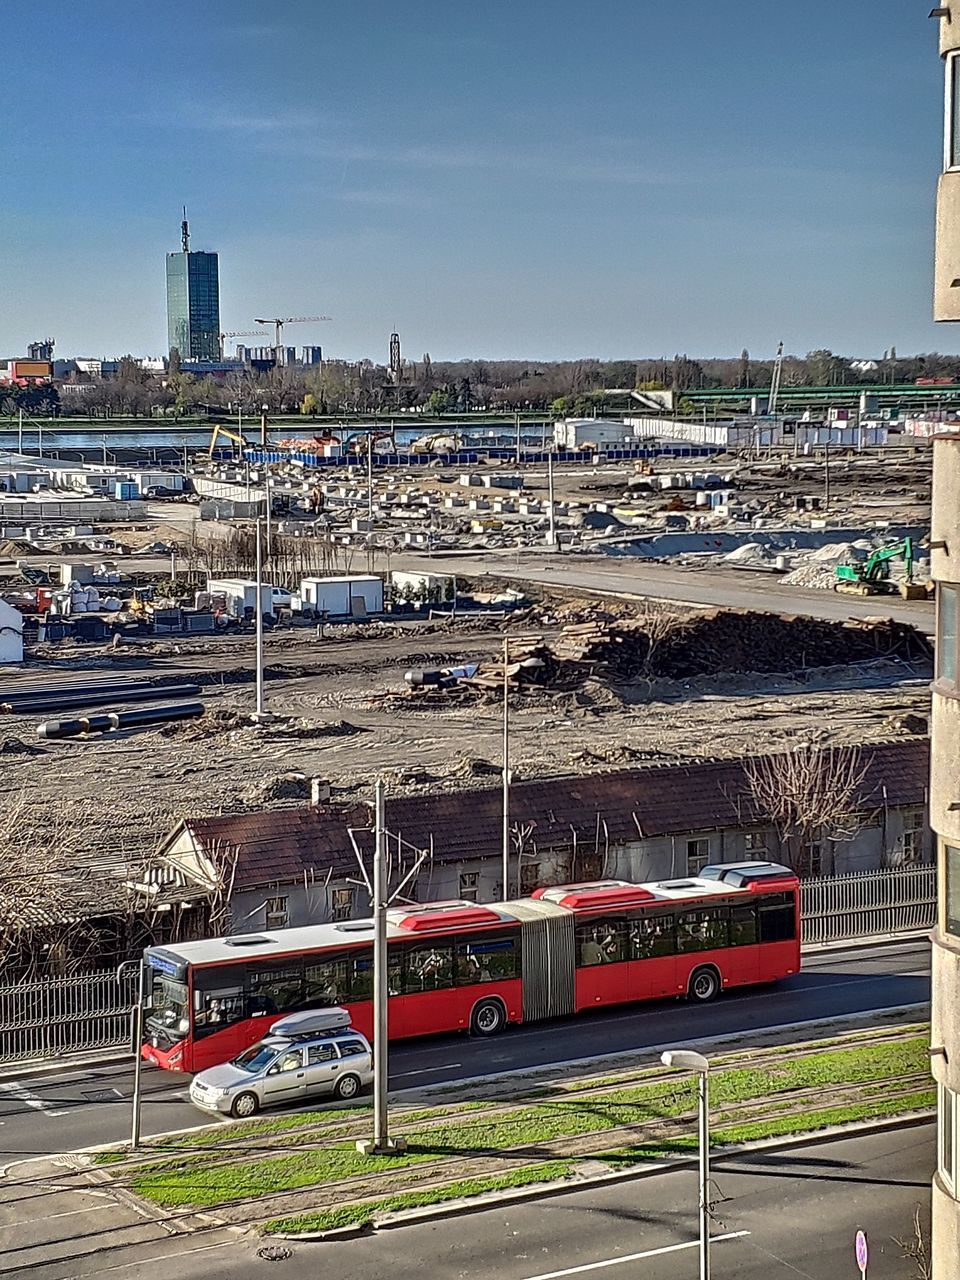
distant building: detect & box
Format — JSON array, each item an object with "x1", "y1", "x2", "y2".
[
  {"x1": 165, "y1": 216, "x2": 220, "y2": 361},
  {"x1": 0, "y1": 359, "x2": 53, "y2": 385}
]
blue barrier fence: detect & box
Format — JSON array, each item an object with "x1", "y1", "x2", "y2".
[{"x1": 242, "y1": 444, "x2": 722, "y2": 468}]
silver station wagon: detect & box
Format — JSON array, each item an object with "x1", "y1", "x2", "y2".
[{"x1": 188, "y1": 1008, "x2": 373, "y2": 1118}]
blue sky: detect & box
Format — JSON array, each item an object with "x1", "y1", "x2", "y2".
[{"x1": 0, "y1": 1, "x2": 950, "y2": 360}]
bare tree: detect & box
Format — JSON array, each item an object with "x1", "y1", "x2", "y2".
[
  {"x1": 893, "y1": 1205, "x2": 931, "y2": 1280},
  {"x1": 743, "y1": 739, "x2": 868, "y2": 874}
]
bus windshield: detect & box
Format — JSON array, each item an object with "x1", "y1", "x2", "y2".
[
  {"x1": 148, "y1": 974, "x2": 189, "y2": 1038},
  {"x1": 233, "y1": 1043, "x2": 279, "y2": 1074}
]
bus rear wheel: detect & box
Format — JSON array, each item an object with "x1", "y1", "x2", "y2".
[
  {"x1": 687, "y1": 967, "x2": 720, "y2": 1003},
  {"x1": 471, "y1": 998, "x2": 506, "y2": 1037},
  {"x1": 231, "y1": 1091, "x2": 260, "y2": 1119}
]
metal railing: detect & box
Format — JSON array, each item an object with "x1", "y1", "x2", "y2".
[
  {"x1": 801, "y1": 864, "x2": 936, "y2": 945},
  {"x1": 0, "y1": 968, "x2": 138, "y2": 1064}
]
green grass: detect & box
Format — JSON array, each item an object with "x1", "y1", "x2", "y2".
[
  {"x1": 260, "y1": 1161, "x2": 575, "y2": 1235},
  {"x1": 128, "y1": 1034, "x2": 930, "y2": 1210}
]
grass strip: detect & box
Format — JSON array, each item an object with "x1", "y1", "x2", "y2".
[
  {"x1": 259, "y1": 1088, "x2": 935, "y2": 1237},
  {"x1": 127, "y1": 1035, "x2": 928, "y2": 1208},
  {"x1": 261, "y1": 1160, "x2": 575, "y2": 1235}
]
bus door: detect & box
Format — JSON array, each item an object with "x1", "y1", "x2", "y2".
[
  {"x1": 386, "y1": 940, "x2": 457, "y2": 1038},
  {"x1": 628, "y1": 912, "x2": 677, "y2": 998}
]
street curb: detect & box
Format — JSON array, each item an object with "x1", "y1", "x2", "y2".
[
  {"x1": 0, "y1": 935, "x2": 929, "y2": 1083},
  {"x1": 266, "y1": 1111, "x2": 936, "y2": 1243}
]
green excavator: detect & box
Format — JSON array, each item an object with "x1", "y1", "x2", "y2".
[{"x1": 834, "y1": 537, "x2": 928, "y2": 598}]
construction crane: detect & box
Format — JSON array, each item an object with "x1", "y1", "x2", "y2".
[
  {"x1": 253, "y1": 315, "x2": 332, "y2": 354},
  {"x1": 217, "y1": 329, "x2": 268, "y2": 359}
]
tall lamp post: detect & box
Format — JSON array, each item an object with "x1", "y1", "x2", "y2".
[
  {"x1": 661, "y1": 1049, "x2": 711, "y2": 1280},
  {"x1": 502, "y1": 636, "x2": 510, "y2": 901}
]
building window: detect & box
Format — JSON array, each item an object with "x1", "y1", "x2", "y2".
[
  {"x1": 519, "y1": 860, "x2": 542, "y2": 895},
  {"x1": 686, "y1": 839, "x2": 710, "y2": 875},
  {"x1": 744, "y1": 832, "x2": 767, "y2": 857},
  {"x1": 946, "y1": 845, "x2": 960, "y2": 939},
  {"x1": 331, "y1": 887, "x2": 355, "y2": 922},
  {"x1": 264, "y1": 896, "x2": 288, "y2": 930},
  {"x1": 901, "y1": 808, "x2": 927, "y2": 866},
  {"x1": 938, "y1": 584, "x2": 958, "y2": 686},
  {"x1": 797, "y1": 839, "x2": 823, "y2": 878},
  {"x1": 459, "y1": 872, "x2": 480, "y2": 903},
  {"x1": 939, "y1": 1084, "x2": 958, "y2": 1195},
  {"x1": 948, "y1": 54, "x2": 960, "y2": 171}
]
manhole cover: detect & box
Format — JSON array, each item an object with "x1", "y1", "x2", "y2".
[
  {"x1": 257, "y1": 1245, "x2": 292, "y2": 1262},
  {"x1": 82, "y1": 1089, "x2": 123, "y2": 1102}
]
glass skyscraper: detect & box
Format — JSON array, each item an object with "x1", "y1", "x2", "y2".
[{"x1": 166, "y1": 247, "x2": 220, "y2": 361}]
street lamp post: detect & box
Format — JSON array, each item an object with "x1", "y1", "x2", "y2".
[
  {"x1": 661, "y1": 1049, "x2": 711, "y2": 1280},
  {"x1": 253, "y1": 517, "x2": 268, "y2": 723}
]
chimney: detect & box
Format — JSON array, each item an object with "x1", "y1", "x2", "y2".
[{"x1": 310, "y1": 778, "x2": 331, "y2": 806}]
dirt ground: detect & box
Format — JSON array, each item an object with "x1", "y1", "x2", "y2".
[{"x1": 0, "y1": 610, "x2": 932, "y2": 863}]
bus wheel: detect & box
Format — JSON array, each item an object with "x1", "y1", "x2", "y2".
[
  {"x1": 688, "y1": 967, "x2": 720, "y2": 1003},
  {"x1": 231, "y1": 1091, "x2": 260, "y2": 1119},
  {"x1": 334, "y1": 1073, "x2": 361, "y2": 1100},
  {"x1": 471, "y1": 999, "x2": 506, "y2": 1037}
]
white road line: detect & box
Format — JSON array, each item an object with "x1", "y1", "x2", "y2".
[
  {"x1": 0, "y1": 1080, "x2": 68, "y2": 1118},
  {"x1": 91, "y1": 1240, "x2": 237, "y2": 1274},
  {"x1": 521, "y1": 1231, "x2": 751, "y2": 1280},
  {"x1": 393, "y1": 1065, "x2": 462, "y2": 1079}
]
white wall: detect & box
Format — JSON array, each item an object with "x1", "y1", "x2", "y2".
[{"x1": 0, "y1": 599, "x2": 24, "y2": 664}]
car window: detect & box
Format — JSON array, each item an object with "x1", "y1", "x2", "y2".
[
  {"x1": 337, "y1": 1039, "x2": 368, "y2": 1057},
  {"x1": 307, "y1": 1044, "x2": 337, "y2": 1065},
  {"x1": 275, "y1": 1049, "x2": 304, "y2": 1072}
]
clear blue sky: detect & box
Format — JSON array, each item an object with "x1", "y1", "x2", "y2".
[{"x1": 0, "y1": 1, "x2": 949, "y2": 361}]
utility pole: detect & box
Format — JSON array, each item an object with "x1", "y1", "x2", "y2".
[
  {"x1": 502, "y1": 636, "x2": 510, "y2": 900},
  {"x1": 367, "y1": 436, "x2": 374, "y2": 521},
  {"x1": 515, "y1": 412, "x2": 521, "y2": 466},
  {"x1": 17, "y1": 408, "x2": 23, "y2": 454},
  {"x1": 117, "y1": 960, "x2": 147, "y2": 1150},
  {"x1": 824, "y1": 438, "x2": 831, "y2": 511},
  {"x1": 264, "y1": 470, "x2": 273, "y2": 562},
  {"x1": 260, "y1": 404, "x2": 268, "y2": 449},
  {"x1": 253, "y1": 518, "x2": 268, "y2": 722},
  {"x1": 547, "y1": 449, "x2": 556, "y2": 549},
  {"x1": 357, "y1": 780, "x2": 405, "y2": 1157}
]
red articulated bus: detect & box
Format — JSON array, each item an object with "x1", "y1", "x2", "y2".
[{"x1": 142, "y1": 861, "x2": 800, "y2": 1073}]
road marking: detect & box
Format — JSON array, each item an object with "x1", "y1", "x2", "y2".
[
  {"x1": 393, "y1": 1064, "x2": 461, "y2": 1079},
  {"x1": 91, "y1": 1240, "x2": 237, "y2": 1274},
  {"x1": 521, "y1": 1231, "x2": 751, "y2": 1280},
  {"x1": 0, "y1": 1080, "x2": 68, "y2": 1118}
]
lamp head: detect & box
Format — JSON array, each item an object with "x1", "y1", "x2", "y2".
[{"x1": 660, "y1": 1049, "x2": 710, "y2": 1074}]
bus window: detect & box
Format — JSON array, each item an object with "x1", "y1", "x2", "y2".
[
  {"x1": 729, "y1": 903, "x2": 759, "y2": 946},
  {"x1": 455, "y1": 935, "x2": 518, "y2": 984},
  {"x1": 304, "y1": 957, "x2": 352, "y2": 1007},
  {"x1": 576, "y1": 920, "x2": 628, "y2": 966},
  {"x1": 349, "y1": 951, "x2": 374, "y2": 1001},
  {"x1": 192, "y1": 969, "x2": 245, "y2": 1038},
  {"x1": 758, "y1": 894, "x2": 797, "y2": 943},
  {"x1": 677, "y1": 908, "x2": 729, "y2": 953},
  {"x1": 247, "y1": 963, "x2": 304, "y2": 1015},
  {"x1": 630, "y1": 913, "x2": 676, "y2": 960},
  {"x1": 403, "y1": 944, "x2": 454, "y2": 993}
]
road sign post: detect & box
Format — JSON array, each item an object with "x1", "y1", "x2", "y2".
[{"x1": 855, "y1": 1229, "x2": 868, "y2": 1278}]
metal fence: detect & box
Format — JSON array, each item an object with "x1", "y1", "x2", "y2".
[
  {"x1": 801, "y1": 864, "x2": 937, "y2": 945},
  {"x1": 0, "y1": 968, "x2": 138, "y2": 1064}
]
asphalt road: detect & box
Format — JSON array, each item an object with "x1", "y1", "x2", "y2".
[
  {"x1": 0, "y1": 940, "x2": 929, "y2": 1160},
  {"x1": 394, "y1": 551, "x2": 936, "y2": 631},
  {"x1": 27, "y1": 1122, "x2": 931, "y2": 1280}
]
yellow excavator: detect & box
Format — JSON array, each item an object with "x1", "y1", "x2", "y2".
[{"x1": 208, "y1": 425, "x2": 248, "y2": 457}]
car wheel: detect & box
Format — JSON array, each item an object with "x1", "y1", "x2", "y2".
[
  {"x1": 230, "y1": 1091, "x2": 260, "y2": 1119},
  {"x1": 334, "y1": 1073, "x2": 361, "y2": 1100},
  {"x1": 688, "y1": 967, "x2": 720, "y2": 1004},
  {"x1": 471, "y1": 998, "x2": 506, "y2": 1037}
]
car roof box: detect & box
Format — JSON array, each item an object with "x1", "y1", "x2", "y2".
[{"x1": 268, "y1": 1008, "x2": 352, "y2": 1038}]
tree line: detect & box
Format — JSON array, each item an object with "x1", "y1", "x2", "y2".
[{"x1": 5, "y1": 346, "x2": 960, "y2": 419}]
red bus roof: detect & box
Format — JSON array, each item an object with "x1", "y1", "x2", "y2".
[
  {"x1": 534, "y1": 882, "x2": 659, "y2": 911},
  {"x1": 387, "y1": 901, "x2": 510, "y2": 933}
]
